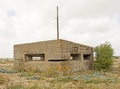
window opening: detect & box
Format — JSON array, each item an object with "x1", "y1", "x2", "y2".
[{"x1": 83, "y1": 54, "x2": 90, "y2": 60}]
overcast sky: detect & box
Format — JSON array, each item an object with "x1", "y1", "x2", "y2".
[{"x1": 0, "y1": 0, "x2": 120, "y2": 58}]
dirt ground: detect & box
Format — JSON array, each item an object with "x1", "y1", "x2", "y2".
[{"x1": 0, "y1": 59, "x2": 120, "y2": 89}]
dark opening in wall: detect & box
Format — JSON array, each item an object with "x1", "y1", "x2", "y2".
[
  {"x1": 71, "y1": 54, "x2": 80, "y2": 60},
  {"x1": 48, "y1": 60, "x2": 68, "y2": 62},
  {"x1": 25, "y1": 54, "x2": 45, "y2": 61},
  {"x1": 48, "y1": 58, "x2": 68, "y2": 61},
  {"x1": 83, "y1": 54, "x2": 90, "y2": 60}
]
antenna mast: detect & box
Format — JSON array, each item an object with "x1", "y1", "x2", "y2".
[{"x1": 57, "y1": 6, "x2": 59, "y2": 40}]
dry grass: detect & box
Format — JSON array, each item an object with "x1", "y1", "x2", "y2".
[
  {"x1": 0, "y1": 58, "x2": 120, "y2": 89},
  {"x1": 0, "y1": 74, "x2": 9, "y2": 84}
]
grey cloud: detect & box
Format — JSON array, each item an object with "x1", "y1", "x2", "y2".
[
  {"x1": 63, "y1": 17, "x2": 113, "y2": 35},
  {"x1": 61, "y1": 0, "x2": 120, "y2": 19},
  {"x1": 0, "y1": 0, "x2": 120, "y2": 57}
]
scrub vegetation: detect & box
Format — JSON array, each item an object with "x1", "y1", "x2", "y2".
[{"x1": 0, "y1": 42, "x2": 120, "y2": 89}]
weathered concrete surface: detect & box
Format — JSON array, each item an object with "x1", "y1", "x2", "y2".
[{"x1": 14, "y1": 39, "x2": 93, "y2": 72}]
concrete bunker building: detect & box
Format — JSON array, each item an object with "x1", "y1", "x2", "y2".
[{"x1": 14, "y1": 39, "x2": 93, "y2": 72}]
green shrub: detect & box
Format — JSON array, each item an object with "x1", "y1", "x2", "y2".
[{"x1": 94, "y1": 42, "x2": 113, "y2": 70}]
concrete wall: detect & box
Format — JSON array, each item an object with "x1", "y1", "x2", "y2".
[
  {"x1": 60, "y1": 40, "x2": 93, "y2": 60},
  {"x1": 14, "y1": 40, "x2": 62, "y2": 61},
  {"x1": 14, "y1": 39, "x2": 93, "y2": 72},
  {"x1": 14, "y1": 60, "x2": 90, "y2": 74}
]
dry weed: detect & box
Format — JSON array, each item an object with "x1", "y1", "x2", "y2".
[{"x1": 0, "y1": 74, "x2": 10, "y2": 84}]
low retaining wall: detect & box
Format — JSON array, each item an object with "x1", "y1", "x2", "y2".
[{"x1": 14, "y1": 60, "x2": 91, "y2": 75}]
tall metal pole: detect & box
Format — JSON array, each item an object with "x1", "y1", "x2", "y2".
[{"x1": 57, "y1": 6, "x2": 59, "y2": 40}]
